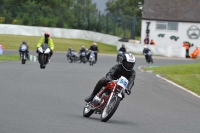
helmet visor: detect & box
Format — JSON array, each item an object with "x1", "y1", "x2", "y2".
[
  {"x1": 124, "y1": 62, "x2": 134, "y2": 70},
  {"x1": 45, "y1": 34, "x2": 50, "y2": 38}
]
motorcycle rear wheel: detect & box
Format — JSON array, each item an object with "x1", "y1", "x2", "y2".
[{"x1": 101, "y1": 95, "x2": 121, "y2": 122}]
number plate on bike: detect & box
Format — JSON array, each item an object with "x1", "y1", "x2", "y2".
[
  {"x1": 82, "y1": 52, "x2": 86, "y2": 56},
  {"x1": 117, "y1": 76, "x2": 129, "y2": 89},
  {"x1": 21, "y1": 45, "x2": 27, "y2": 51}
]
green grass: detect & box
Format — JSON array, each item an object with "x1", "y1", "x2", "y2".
[
  {"x1": 0, "y1": 34, "x2": 117, "y2": 54},
  {"x1": 0, "y1": 54, "x2": 19, "y2": 61},
  {"x1": 144, "y1": 63, "x2": 200, "y2": 95}
]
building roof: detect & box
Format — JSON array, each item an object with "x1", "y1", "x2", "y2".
[{"x1": 142, "y1": 0, "x2": 200, "y2": 23}]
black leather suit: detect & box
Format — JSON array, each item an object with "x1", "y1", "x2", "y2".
[
  {"x1": 118, "y1": 47, "x2": 126, "y2": 53},
  {"x1": 79, "y1": 48, "x2": 87, "y2": 60},
  {"x1": 89, "y1": 64, "x2": 136, "y2": 99},
  {"x1": 143, "y1": 48, "x2": 151, "y2": 61},
  {"x1": 19, "y1": 44, "x2": 29, "y2": 59},
  {"x1": 88, "y1": 45, "x2": 99, "y2": 61}
]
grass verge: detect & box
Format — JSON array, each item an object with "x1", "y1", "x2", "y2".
[
  {"x1": 0, "y1": 55, "x2": 19, "y2": 61},
  {"x1": 144, "y1": 63, "x2": 200, "y2": 95},
  {"x1": 0, "y1": 34, "x2": 117, "y2": 54}
]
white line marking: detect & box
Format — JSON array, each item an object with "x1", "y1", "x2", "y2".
[
  {"x1": 138, "y1": 66, "x2": 144, "y2": 72},
  {"x1": 156, "y1": 74, "x2": 200, "y2": 99},
  {"x1": 138, "y1": 65, "x2": 200, "y2": 99}
]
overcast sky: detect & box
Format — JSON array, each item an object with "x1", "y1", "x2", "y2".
[{"x1": 92, "y1": 0, "x2": 108, "y2": 12}]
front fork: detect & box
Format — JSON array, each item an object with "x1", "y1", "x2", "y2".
[{"x1": 104, "y1": 84, "x2": 117, "y2": 109}]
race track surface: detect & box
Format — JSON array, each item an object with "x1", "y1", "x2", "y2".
[{"x1": 0, "y1": 51, "x2": 200, "y2": 133}]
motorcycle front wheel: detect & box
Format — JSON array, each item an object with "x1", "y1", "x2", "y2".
[
  {"x1": 82, "y1": 57, "x2": 87, "y2": 63},
  {"x1": 150, "y1": 56, "x2": 153, "y2": 63},
  {"x1": 21, "y1": 53, "x2": 26, "y2": 64},
  {"x1": 83, "y1": 104, "x2": 94, "y2": 117},
  {"x1": 40, "y1": 55, "x2": 45, "y2": 69},
  {"x1": 69, "y1": 58, "x2": 72, "y2": 63},
  {"x1": 101, "y1": 95, "x2": 121, "y2": 122}
]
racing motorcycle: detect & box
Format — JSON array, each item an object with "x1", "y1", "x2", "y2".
[
  {"x1": 20, "y1": 44, "x2": 28, "y2": 64},
  {"x1": 83, "y1": 76, "x2": 129, "y2": 122},
  {"x1": 66, "y1": 51, "x2": 79, "y2": 63},
  {"x1": 117, "y1": 51, "x2": 124, "y2": 64},
  {"x1": 37, "y1": 43, "x2": 51, "y2": 69},
  {"x1": 89, "y1": 51, "x2": 97, "y2": 66},
  {"x1": 79, "y1": 51, "x2": 87, "y2": 63},
  {"x1": 146, "y1": 51, "x2": 153, "y2": 63}
]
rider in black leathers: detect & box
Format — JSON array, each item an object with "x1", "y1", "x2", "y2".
[
  {"x1": 67, "y1": 47, "x2": 73, "y2": 55},
  {"x1": 85, "y1": 53, "x2": 136, "y2": 102},
  {"x1": 117, "y1": 44, "x2": 126, "y2": 62},
  {"x1": 143, "y1": 45, "x2": 151, "y2": 62},
  {"x1": 79, "y1": 46, "x2": 87, "y2": 61},
  {"x1": 19, "y1": 40, "x2": 29, "y2": 59},
  {"x1": 67, "y1": 47, "x2": 74, "y2": 59},
  {"x1": 87, "y1": 42, "x2": 99, "y2": 63}
]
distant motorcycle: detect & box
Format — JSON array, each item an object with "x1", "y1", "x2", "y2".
[
  {"x1": 146, "y1": 51, "x2": 153, "y2": 63},
  {"x1": 20, "y1": 44, "x2": 28, "y2": 64},
  {"x1": 66, "y1": 51, "x2": 79, "y2": 63},
  {"x1": 89, "y1": 51, "x2": 97, "y2": 66},
  {"x1": 83, "y1": 76, "x2": 129, "y2": 122},
  {"x1": 79, "y1": 51, "x2": 87, "y2": 63},
  {"x1": 117, "y1": 51, "x2": 124, "y2": 64},
  {"x1": 37, "y1": 43, "x2": 51, "y2": 69}
]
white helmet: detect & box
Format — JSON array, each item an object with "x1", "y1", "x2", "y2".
[
  {"x1": 122, "y1": 53, "x2": 136, "y2": 71},
  {"x1": 144, "y1": 45, "x2": 147, "y2": 48}
]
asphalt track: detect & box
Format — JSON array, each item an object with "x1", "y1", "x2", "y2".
[{"x1": 0, "y1": 50, "x2": 200, "y2": 133}]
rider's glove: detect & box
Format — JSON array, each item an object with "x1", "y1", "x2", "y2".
[
  {"x1": 125, "y1": 89, "x2": 131, "y2": 95},
  {"x1": 104, "y1": 78, "x2": 112, "y2": 83}
]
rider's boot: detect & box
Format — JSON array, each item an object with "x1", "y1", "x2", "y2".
[
  {"x1": 85, "y1": 82, "x2": 102, "y2": 102},
  {"x1": 85, "y1": 94, "x2": 96, "y2": 103}
]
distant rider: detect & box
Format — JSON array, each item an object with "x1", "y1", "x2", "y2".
[
  {"x1": 117, "y1": 44, "x2": 126, "y2": 62},
  {"x1": 85, "y1": 53, "x2": 136, "y2": 102},
  {"x1": 19, "y1": 40, "x2": 29, "y2": 59},
  {"x1": 67, "y1": 47, "x2": 74, "y2": 59},
  {"x1": 79, "y1": 46, "x2": 87, "y2": 61},
  {"x1": 87, "y1": 42, "x2": 99, "y2": 63},
  {"x1": 143, "y1": 45, "x2": 151, "y2": 62},
  {"x1": 36, "y1": 32, "x2": 54, "y2": 63},
  {"x1": 67, "y1": 47, "x2": 74, "y2": 56}
]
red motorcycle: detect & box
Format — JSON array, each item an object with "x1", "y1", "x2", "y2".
[{"x1": 83, "y1": 76, "x2": 129, "y2": 122}]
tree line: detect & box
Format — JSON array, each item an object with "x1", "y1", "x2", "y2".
[{"x1": 0, "y1": 0, "x2": 143, "y2": 38}]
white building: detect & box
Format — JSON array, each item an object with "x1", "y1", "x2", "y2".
[{"x1": 141, "y1": 0, "x2": 200, "y2": 57}]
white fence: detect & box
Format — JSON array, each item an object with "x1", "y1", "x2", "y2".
[
  {"x1": 0, "y1": 24, "x2": 120, "y2": 46},
  {"x1": 0, "y1": 24, "x2": 186, "y2": 58}
]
